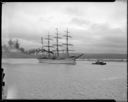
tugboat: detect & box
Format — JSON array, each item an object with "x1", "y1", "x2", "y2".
[
  {"x1": 92, "y1": 59, "x2": 106, "y2": 65},
  {"x1": 37, "y1": 28, "x2": 83, "y2": 64}
]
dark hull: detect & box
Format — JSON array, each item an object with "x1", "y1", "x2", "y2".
[{"x1": 92, "y1": 63, "x2": 106, "y2": 65}]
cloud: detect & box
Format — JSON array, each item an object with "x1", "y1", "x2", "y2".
[
  {"x1": 2, "y1": 2, "x2": 127, "y2": 53},
  {"x1": 65, "y1": 6, "x2": 84, "y2": 17},
  {"x1": 96, "y1": 37, "x2": 126, "y2": 49},
  {"x1": 70, "y1": 17, "x2": 91, "y2": 26},
  {"x1": 17, "y1": 38, "x2": 41, "y2": 49},
  {"x1": 68, "y1": 23, "x2": 127, "y2": 53}
]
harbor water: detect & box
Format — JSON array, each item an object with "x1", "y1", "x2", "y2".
[{"x1": 2, "y1": 58, "x2": 127, "y2": 101}]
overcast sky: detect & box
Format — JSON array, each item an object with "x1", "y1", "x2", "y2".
[{"x1": 2, "y1": 1, "x2": 127, "y2": 54}]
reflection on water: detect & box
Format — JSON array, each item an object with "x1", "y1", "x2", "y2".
[{"x1": 2, "y1": 58, "x2": 127, "y2": 100}]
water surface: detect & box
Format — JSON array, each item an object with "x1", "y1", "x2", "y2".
[{"x1": 2, "y1": 58, "x2": 127, "y2": 101}]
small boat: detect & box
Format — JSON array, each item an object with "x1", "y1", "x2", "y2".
[{"x1": 92, "y1": 60, "x2": 106, "y2": 65}]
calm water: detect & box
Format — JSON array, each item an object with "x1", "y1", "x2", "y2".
[{"x1": 2, "y1": 58, "x2": 127, "y2": 100}]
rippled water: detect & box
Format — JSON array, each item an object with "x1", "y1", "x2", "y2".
[{"x1": 2, "y1": 58, "x2": 127, "y2": 101}]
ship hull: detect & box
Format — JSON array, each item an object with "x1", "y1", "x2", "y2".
[
  {"x1": 38, "y1": 58, "x2": 76, "y2": 65},
  {"x1": 92, "y1": 63, "x2": 106, "y2": 65}
]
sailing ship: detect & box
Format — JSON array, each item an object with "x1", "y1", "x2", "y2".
[{"x1": 37, "y1": 28, "x2": 83, "y2": 64}]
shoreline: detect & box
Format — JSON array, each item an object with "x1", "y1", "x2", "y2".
[
  {"x1": 76, "y1": 59, "x2": 127, "y2": 62},
  {"x1": 2, "y1": 51, "x2": 127, "y2": 62},
  {"x1": 2, "y1": 57, "x2": 127, "y2": 62}
]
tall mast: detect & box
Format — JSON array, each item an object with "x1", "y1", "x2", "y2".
[
  {"x1": 45, "y1": 33, "x2": 52, "y2": 58},
  {"x1": 54, "y1": 28, "x2": 61, "y2": 57},
  {"x1": 48, "y1": 34, "x2": 50, "y2": 53},
  {"x1": 41, "y1": 37, "x2": 43, "y2": 49},
  {"x1": 48, "y1": 34, "x2": 50, "y2": 57},
  {"x1": 63, "y1": 28, "x2": 72, "y2": 57},
  {"x1": 66, "y1": 28, "x2": 69, "y2": 56}
]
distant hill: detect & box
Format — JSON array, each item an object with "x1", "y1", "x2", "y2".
[
  {"x1": 78, "y1": 53, "x2": 127, "y2": 59},
  {"x1": 2, "y1": 51, "x2": 37, "y2": 58},
  {"x1": 2, "y1": 51, "x2": 127, "y2": 59}
]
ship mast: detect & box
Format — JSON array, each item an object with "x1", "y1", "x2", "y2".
[
  {"x1": 45, "y1": 33, "x2": 52, "y2": 58},
  {"x1": 41, "y1": 37, "x2": 43, "y2": 49},
  {"x1": 63, "y1": 28, "x2": 73, "y2": 57},
  {"x1": 54, "y1": 28, "x2": 61, "y2": 57}
]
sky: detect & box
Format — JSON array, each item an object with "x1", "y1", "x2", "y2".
[{"x1": 2, "y1": 1, "x2": 127, "y2": 54}]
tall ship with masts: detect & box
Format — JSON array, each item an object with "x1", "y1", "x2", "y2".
[{"x1": 37, "y1": 28, "x2": 83, "y2": 64}]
